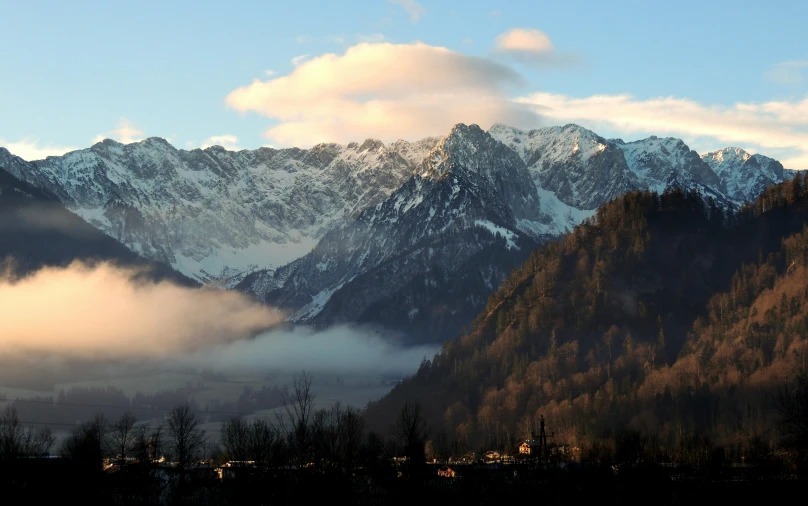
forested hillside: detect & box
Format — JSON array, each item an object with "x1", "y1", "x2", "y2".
[{"x1": 366, "y1": 175, "x2": 808, "y2": 462}]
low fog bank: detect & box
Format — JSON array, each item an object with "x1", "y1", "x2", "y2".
[
  {"x1": 0, "y1": 261, "x2": 283, "y2": 359},
  {"x1": 183, "y1": 324, "x2": 440, "y2": 377},
  {"x1": 0, "y1": 262, "x2": 439, "y2": 409}
]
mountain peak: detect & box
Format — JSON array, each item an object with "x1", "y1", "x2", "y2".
[
  {"x1": 92, "y1": 138, "x2": 122, "y2": 147},
  {"x1": 141, "y1": 136, "x2": 173, "y2": 147},
  {"x1": 703, "y1": 146, "x2": 752, "y2": 164},
  {"x1": 420, "y1": 123, "x2": 518, "y2": 180},
  {"x1": 443, "y1": 123, "x2": 487, "y2": 143},
  {"x1": 357, "y1": 138, "x2": 385, "y2": 152},
  {"x1": 489, "y1": 122, "x2": 518, "y2": 133},
  {"x1": 702, "y1": 147, "x2": 787, "y2": 202}
]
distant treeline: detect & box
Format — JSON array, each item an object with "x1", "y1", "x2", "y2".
[{"x1": 1, "y1": 382, "x2": 286, "y2": 427}]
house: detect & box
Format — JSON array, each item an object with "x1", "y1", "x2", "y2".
[
  {"x1": 437, "y1": 466, "x2": 457, "y2": 478},
  {"x1": 519, "y1": 440, "x2": 541, "y2": 456},
  {"x1": 216, "y1": 460, "x2": 257, "y2": 480},
  {"x1": 483, "y1": 450, "x2": 501, "y2": 463}
]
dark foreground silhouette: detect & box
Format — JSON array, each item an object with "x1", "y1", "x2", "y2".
[{"x1": 1, "y1": 456, "x2": 805, "y2": 506}]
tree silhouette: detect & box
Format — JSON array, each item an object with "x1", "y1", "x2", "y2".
[
  {"x1": 776, "y1": 371, "x2": 808, "y2": 451},
  {"x1": 108, "y1": 411, "x2": 138, "y2": 466},
  {"x1": 395, "y1": 401, "x2": 428, "y2": 477},
  {"x1": 0, "y1": 406, "x2": 55, "y2": 459},
  {"x1": 167, "y1": 404, "x2": 206, "y2": 470},
  {"x1": 282, "y1": 370, "x2": 315, "y2": 467},
  {"x1": 61, "y1": 414, "x2": 107, "y2": 472}
]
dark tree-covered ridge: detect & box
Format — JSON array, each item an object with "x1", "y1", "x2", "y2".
[{"x1": 367, "y1": 175, "x2": 808, "y2": 463}]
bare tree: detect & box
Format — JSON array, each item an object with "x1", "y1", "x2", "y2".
[
  {"x1": 167, "y1": 404, "x2": 207, "y2": 469},
  {"x1": 302, "y1": 402, "x2": 366, "y2": 473},
  {"x1": 281, "y1": 371, "x2": 316, "y2": 466},
  {"x1": 776, "y1": 371, "x2": 808, "y2": 450},
  {"x1": 0, "y1": 406, "x2": 23, "y2": 458},
  {"x1": 220, "y1": 415, "x2": 284, "y2": 472},
  {"x1": 395, "y1": 401, "x2": 429, "y2": 475},
  {"x1": 108, "y1": 411, "x2": 138, "y2": 466},
  {"x1": 134, "y1": 425, "x2": 163, "y2": 463},
  {"x1": 336, "y1": 405, "x2": 364, "y2": 471},
  {"x1": 309, "y1": 406, "x2": 338, "y2": 469},
  {"x1": 0, "y1": 406, "x2": 55, "y2": 459},
  {"x1": 19, "y1": 426, "x2": 56, "y2": 457},
  {"x1": 221, "y1": 416, "x2": 251, "y2": 462},
  {"x1": 251, "y1": 419, "x2": 282, "y2": 471},
  {"x1": 61, "y1": 414, "x2": 107, "y2": 471}
]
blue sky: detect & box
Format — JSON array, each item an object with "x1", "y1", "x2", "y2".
[{"x1": 1, "y1": 0, "x2": 807, "y2": 167}]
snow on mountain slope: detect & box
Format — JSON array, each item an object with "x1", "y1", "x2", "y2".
[
  {"x1": 702, "y1": 147, "x2": 788, "y2": 203},
  {"x1": 616, "y1": 136, "x2": 722, "y2": 193},
  {"x1": 2, "y1": 121, "x2": 797, "y2": 344},
  {"x1": 0, "y1": 161, "x2": 195, "y2": 286},
  {"x1": 490, "y1": 124, "x2": 758, "y2": 211},
  {"x1": 1, "y1": 137, "x2": 436, "y2": 285},
  {"x1": 239, "y1": 124, "x2": 549, "y2": 342},
  {"x1": 244, "y1": 123, "x2": 794, "y2": 342},
  {"x1": 489, "y1": 123, "x2": 634, "y2": 210}
]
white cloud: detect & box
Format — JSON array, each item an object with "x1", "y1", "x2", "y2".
[
  {"x1": 264, "y1": 69, "x2": 276, "y2": 77},
  {"x1": 201, "y1": 134, "x2": 241, "y2": 151},
  {"x1": 493, "y1": 28, "x2": 576, "y2": 67},
  {"x1": 93, "y1": 118, "x2": 145, "y2": 144},
  {"x1": 389, "y1": 0, "x2": 425, "y2": 23},
  {"x1": 295, "y1": 35, "x2": 311, "y2": 44},
  {"x1": 462, "y1": 38, "x2": 473, "y2": 45},
  {"x1": 0, "y1": 138, "x2": 78, "y2": 161},
  {"x1": 489, "y1": 10, "x2": 502, "y2": 17},
  {"x1": 0, "y1": 262, "x2": 283, "y2": 360},
  {"x1": 291, "y1": 54, "x2": 312, "y2": 67},
  {"x1": 495, "y1": 28, "x2": 554, "y2": 53},
  {"x1": 518, "y1": 91, "x2": 808, "y2": 169},
  {"x1": 765, "y1": 60, "x2": 808, "y2": 85},
  {"x1": 226, "y1": 42, "x2": 538, "y2": 147}
]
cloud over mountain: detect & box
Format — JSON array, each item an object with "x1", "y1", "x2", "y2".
[
  {"x1": 92, "y1": 118, "x2": 145, "y2": 144},
  {"x1": 519, "y1": 92, "x2": 808, "y2": 169},
  {"x1": 0, "y1": 138, "x2": 79, "y2": 162},
  {"x1": 225, "y1": 42, "x2": 540, "y2": 146}
]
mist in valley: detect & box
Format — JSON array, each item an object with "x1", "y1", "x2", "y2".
[{"x1": 0, "y1": 261, "x2": 438, "y2": 438}]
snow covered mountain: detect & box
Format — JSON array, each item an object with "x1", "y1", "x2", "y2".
[
  {"x1": 0, "y1": 161, "x2": 194, "y2": 285},
  {"x1": 701, "y1": 147, "x2": 788, "y2": 203},
  {"x1": 236, "y1": 123, "x2": 795, "y2": 342},
  {"x1": 238, "y1": 124, "x2": 552, "y2": 342},
  {"x1": 488, "y1": 124, "x2": 735, "y2": 209},
  {"x1": 1, "y1": 122, "x2": 796, "y2": 342},
  {"x1": 0, "y1": 137, "x2": 437, "y2": 285}
]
